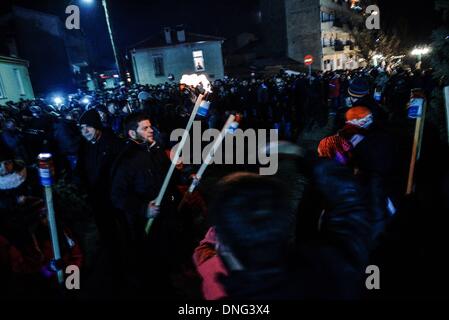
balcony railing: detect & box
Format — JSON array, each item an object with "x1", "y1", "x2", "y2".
[{"x1": 322, "y1": 44, "x2": 355, "y2": 55}]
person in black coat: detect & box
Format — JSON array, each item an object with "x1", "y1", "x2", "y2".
[
  {"x1": 52, "y1": 114, "x2": 81, "y2": 174},
  {"x1": 110, "y1": 113, "x2": 179, "y2": 240},
  {"x1": 110, "y1": 112, "x2": 180, "y2": 297},
  {"x1": 338, "y1": 106, "x2": 405, "y2": 243},
  {"x1": 23, "y1": 106, "x2": 54, "y2": 160},
  {"x1": 76, "y1": 109, "x2": 125, "y2": 247}
]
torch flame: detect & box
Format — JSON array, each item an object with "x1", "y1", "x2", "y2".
[{"x1": 180, "y1": 74, "x2": 212, "y2": 93}]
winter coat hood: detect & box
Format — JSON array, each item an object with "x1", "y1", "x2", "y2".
[{"x1": 0, "y1": 164, "x2": 26, "y2": 190}]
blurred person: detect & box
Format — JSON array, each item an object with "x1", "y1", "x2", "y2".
[
  {"x1": 1, "y1": 118, "x2": 29, "y2": 163},
  {"x1": 328, "y1": 73, "x2": 341, "y2": 115},
  {"x1": 0, "y1": 144, "x2": 82, "y2": 297},
  {"x1": 207, "y1": 164, "x2": 373, "y2": 299},
  {"x1": 52, "y1": 112, "x2": 81, "y2": 174},
  {"x1": 347, "y1": 77, "x2": 386, "y2": 127},
  {"x1": 338, "y1": 106, "x2": 403, "y2": 242}
]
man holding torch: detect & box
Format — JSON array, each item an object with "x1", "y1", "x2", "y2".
[
  {"x1": 110, "y1": 74, "x2": 211, "y2": 295},
  {"x1": 110, "y1": 112, "x2": 181, "y2": 296}
]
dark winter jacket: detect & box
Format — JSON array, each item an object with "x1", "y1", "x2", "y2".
[
  {"x1": 52, "y1": 119, "x2": 81, "y2": 155},
  {"x1": 76, "y1": 129, "x2": 124, "y2": 195},
  {"x1": 343, "y1": 124, "x2": 404, "y2": 242},
  {"x1": 110, "y1": 140, "x2": 179, "y2": 240},
  {"x1": 221, "y1": 160, "x2": 372, "y2": 299},
  {"x1": 0, "y1": 130, "x2": 28, "y2": 162}
]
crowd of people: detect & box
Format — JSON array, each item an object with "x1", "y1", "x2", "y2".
[{"x1": 1, "y1": 66, "x2": 448, "y2": 299}]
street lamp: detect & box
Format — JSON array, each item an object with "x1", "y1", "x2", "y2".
[
  {"x1": 53, "y1": 97, "x2": 64, "y2": 106},
  {"x1": 411, "y1": 47, "x2": 431, "y2": 70}
]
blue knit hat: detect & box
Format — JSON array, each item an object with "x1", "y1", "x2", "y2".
[{"x1": 348, "y1": 77, "x2": 370, "y2": 98}]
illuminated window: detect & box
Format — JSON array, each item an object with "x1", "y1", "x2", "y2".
[
  {"x1": 153, "y1": 55, "x2": 164, "y2": 77},
  {"x1": 193, "y1": 50, "x2": 205, "y2": 72}
]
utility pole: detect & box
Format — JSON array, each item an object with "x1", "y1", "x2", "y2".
[{"x1": 102, "y1": 0, "x2": 123, "y2": 80}]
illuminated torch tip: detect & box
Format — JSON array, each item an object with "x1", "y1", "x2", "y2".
[{"x1": 180, "y1": 74, "x2": 212, "y2": 93}]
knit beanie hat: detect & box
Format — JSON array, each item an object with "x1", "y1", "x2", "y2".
[
  {"x1": 345, "y1": 106, "x2": 373, "y2": 129},
  {"x1": 348, "y1": 77, "x2": 370, "y2": 98},
  {"x1": 79, "y1": 109, "x2": 102, "y2": 129},
  {"x1": 318, "y1": 135, "x2": 352, "y2": 165}
]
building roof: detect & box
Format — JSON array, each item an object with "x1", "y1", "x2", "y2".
[
  {"x1": 130, "y1": 31, "x2": 225, "y2": 50},
  {"x1": 0, "y1": 55, "x2": 29, "y2": 66}
]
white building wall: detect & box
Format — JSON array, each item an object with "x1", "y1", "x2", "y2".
[
  {"x1": 132, "y1": 41, "x2": 224, "y2": 85},
  {"x1": 0, "y1": 57, "x2": 35, "y2": 103}
]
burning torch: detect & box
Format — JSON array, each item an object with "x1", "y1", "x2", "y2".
[{"x1": 145, "y1": 74, "x2": 212, "y2": 235}]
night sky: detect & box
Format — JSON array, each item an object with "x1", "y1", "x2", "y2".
[
  {"x1": 1, "y1": 0, "x2": 438, "y2": 70},
  {"x1": 378, "y1": 0, "x2": 438, "y2": 43}
]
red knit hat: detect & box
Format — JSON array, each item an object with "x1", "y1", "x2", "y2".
[
  {"x1": 345, "y1": 106, "x2": 373, "y2": 128},
  {"x1": 317, "y1": 135, "x2": 352, "y2": 165}
]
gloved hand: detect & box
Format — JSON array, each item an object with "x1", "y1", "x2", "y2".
[
  {"x1": 41, "y1": 258, "x2": 65, "y2": 278},
  {"x1": 146, "y1": 200, "x2": 160, "y2": 219}
]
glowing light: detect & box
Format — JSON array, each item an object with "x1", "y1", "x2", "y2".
[
  {"x1": 180, "y1": 74, "x2": 212, "y2": 93},
  {"x1": 411, "y1": 47, "x2": 431, "y2": 56},
  {"x1": 53, "y1": 97, "x2": 63, "y2": 105}
]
